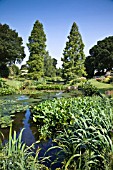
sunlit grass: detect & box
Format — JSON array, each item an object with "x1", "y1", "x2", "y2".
[
  {"x1": 88, "y1": 79, "x2": 113, "y2": 94},
  {"x1": 3, "y1": 78, "x2": 22, "y2": 89}
]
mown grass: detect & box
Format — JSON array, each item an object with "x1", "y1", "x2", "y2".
[
  {"x1": 3, "y1": 78, "x2": 23, "y2": 90},
  {"x1": 3, "y1": 78, "x2": 113, "y2": 96},
  {"x1": 88, "y1": 79, "x2": 113, "y2": 94}
]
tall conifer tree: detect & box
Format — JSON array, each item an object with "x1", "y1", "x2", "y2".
[
  {"x1": 61, "y1": 22, "x2": 86, "y2": 82},
  {"x1": 27, "y1": 20, "x2": 46, "y2": 79}
]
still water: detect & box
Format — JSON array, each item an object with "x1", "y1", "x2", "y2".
[
  {"x1": 0, "y1": 92, "x2": 70, "y2": 169},
  {"x1": 0, "y1": 92, "x2": 65, "y2": 145}
]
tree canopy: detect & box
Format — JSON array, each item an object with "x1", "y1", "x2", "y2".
[
  {"x1": 0, "y1": 23, "x2": 25, "y2": 65},
  {"x1": 27, "y1": 20, "x2": 47, "y2": 79},
  {"x1": 44, "y1": 51, "x2": 56, "y2": 77},
  {"x1": 85, "y1": 36, "x2": 113, "y2": 77},
  {"x1": 61, "y1": 22, "x2": 86, "y2": 82}
]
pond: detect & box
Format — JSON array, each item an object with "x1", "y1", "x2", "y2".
[
  {"x1": 0, "y1": 91, "x2": 77, "y2": 169},
  {"x1": 0, "y1": 91, "x2": 71, "y2": 145}
]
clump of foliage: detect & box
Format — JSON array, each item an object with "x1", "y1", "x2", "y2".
[
  {"x1": 32, "y1": 96, "x2": 113, "y2": 169},
  {"x1": 32, "y1": 96, "x2": 112, "y2": 138},
  {"x1": 20, "y1": 80, "x2": 32, "y2": 90},
  {"x1": 0, "y1": 98, "x2": 28, "y2": 128},
  {"x1": 0, "y1": 64, "x2": 9, "y2": 78},
  {"x1": 36, "y1": 84, "x2": 66, "y2": 91},
  {"x1": 78, "y1": 81, "x2": 101, "y2": 96},
  {"x1": 0, "y1": 23, "x2": 25, "y2": 65},
  {"x1": 85, "y1": 36, "x2": 113, "y2": 78},
  {"x1": 0, "y1": 78, "x2": 16, "y2": 96},
  {"x1": 9, "y1": 64, "x2": 20, "y2": 78}
]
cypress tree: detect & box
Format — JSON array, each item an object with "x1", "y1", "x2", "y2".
[
  {"x1": 27, "y1": 20, "x2": 46, "y2": 79},
  {"x1": 61, "y1": 22, "x2": 86, "y2": 82}
]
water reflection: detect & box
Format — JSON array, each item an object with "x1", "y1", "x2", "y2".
[
  {"x1": 22, "y1": 109, "x2": 37, "y2": 146},
  {"x1": 0, "y1": 92, "x2": 70, "y2": 144},
  {"x1": 0, "y1": 95, "x2": 39, "y2": 145}
]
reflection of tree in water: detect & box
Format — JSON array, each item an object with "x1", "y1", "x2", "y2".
[
  {"x1": 13, "y1": 111, "x2": 25, "y2": 131},
  {"x1": 22, "y1": 109, "x2": 37, "y2": 146}
]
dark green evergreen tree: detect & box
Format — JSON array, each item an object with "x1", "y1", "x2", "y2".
[
  {"x1": 27, "y1": 20, "x2": 46, "y2": 79},
  {"x1": 61, "y1": 22, "x2": 86, "y2": 82}
]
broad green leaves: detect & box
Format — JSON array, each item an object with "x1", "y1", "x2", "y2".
[
  {"x1": 32, "y1": 96, "x2": 113, "y2": 139},
  {"x1": 32, "y1": 96, "x2": 113, "y2": 169}
]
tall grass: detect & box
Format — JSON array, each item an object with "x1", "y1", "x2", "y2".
[{"x1": 0, "y1": 126, "x2": 49, "y2": 170}]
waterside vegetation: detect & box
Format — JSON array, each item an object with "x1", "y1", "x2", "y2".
[{"x1": 1, "y1": 20, "x2": 113, "y2": 169}]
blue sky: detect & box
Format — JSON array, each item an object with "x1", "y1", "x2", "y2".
[{"x1": 0, "y1": 0, "x2": 113, "y2": 67}]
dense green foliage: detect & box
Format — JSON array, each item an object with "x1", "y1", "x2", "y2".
[
  {"x1": 0, "y1": 23, "x2": 25, "y2": 65},
  {"x1": 32, "y1": 96, "x2": 112, "y2": 138},
  {"x1": 61, "y1": 22, "x2": 86, "y2": 82},
  {"x1": 0, "y1": 64, "x2": 9, "y2": 78},
  {"x1": 85, "y1": 36, "x2": 113, "y2": 78},
  {"x1": 36, "y1": 84, "x2": 66, "y2": 90},
  {"x1": 32, "y1": 96, "x2": 113, "y2": 169},
  {"x1": 0, "y1": 78, "x2": 16, "y2": 96},
  {"x1": 9, "y1": 64, "x2": 20, "y2": 77},
  {"x1": 78, "y1": 81, "x2": 100, "y2": 96},
  {"x1": 27, "y1": 20, "x2": 47, "y2": 79},
  {"x1": 44, "y1": 51, "x2": 56, "y2": 77}
]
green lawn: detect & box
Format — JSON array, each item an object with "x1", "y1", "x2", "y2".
[
  {"x1": 88, "y1": 79, "x2": 113, "y2": 94},
  {"x1": 3, "y1": 78, "x2": 23, "y2": 89}
]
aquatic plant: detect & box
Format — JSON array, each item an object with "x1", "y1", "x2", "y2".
[
  {"x1": 0, "y1": 98, "x2": 29, "y2": 128},
  {"x1": 0, "y1": 126, "x2": 49, "y2": 170},
  {"x1": 32, "y1": 96, "x2": 113, "y2": 169},
  {"x1": 32, "y1": 96, "x2": 113, "y2": 138}
]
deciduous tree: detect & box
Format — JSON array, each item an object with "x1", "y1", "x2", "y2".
[
  {"x1": 85, "y1": 36, "x2": 113, "y2": 77},
  {"x1": 0, "y1": 23, "x2": 25, "y2": 65}
]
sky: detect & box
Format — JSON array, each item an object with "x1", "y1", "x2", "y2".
[{"x1": 0, "y1": 0, "x2": 113, "y2": 68}]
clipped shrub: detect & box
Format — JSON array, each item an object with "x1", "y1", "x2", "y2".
[
  {"x1": 36, "y1": 84, "x2": 66, "y2": 91},
  {"x1": 0, "y1": 87, "x2": 16, "y2": 96}
]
